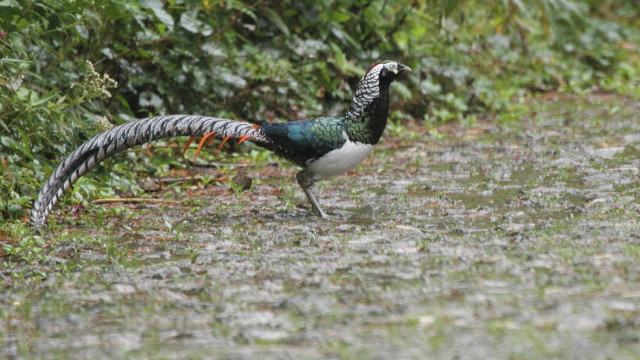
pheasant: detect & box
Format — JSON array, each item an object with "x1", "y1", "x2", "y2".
[{"x1": 30, "y1": 61, "x2": 412, "y2": 229}]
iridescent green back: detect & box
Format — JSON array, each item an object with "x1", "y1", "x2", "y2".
[{"x1": 259, "y1": 116, "x2": 347, "y2": 166}]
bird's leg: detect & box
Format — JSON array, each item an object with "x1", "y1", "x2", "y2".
[{"x1": 296, "y1": 170, "x2": 328, "y2": 218}]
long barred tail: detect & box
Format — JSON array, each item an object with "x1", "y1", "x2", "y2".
[{"x1": 30, "y1": 115, "x2": 268, "y2": 230}]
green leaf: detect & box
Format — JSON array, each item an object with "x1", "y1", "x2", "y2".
[
  {"x1": 0, "y1": 0, "x2": 21, "y2": 8},
  {"x1": 28, "y1": 91, "x2": 38, "y2": 105},
  {"x1": 180, "y1": 10, "x2": 212, "y2": 36},
  {"x1": 330, "y1": 12, "x2": 351, "y2": 23},
  {"x1": 511, "y1": 0, "x2": 529, "y2": 16},
  {"x1": 0, "y1": 58, "x2": 30, "y2": 63},
  {"x1": 139, "y1": 0, "x2": 174, "y2": 31},
  {"x1": 104, "y1": 0, "x2": 124, "y2": 21},
  {"x1": 16, "y1": 129, "x2": 32, "y2": 159},
  {"x1": 263, "y1": 8, "x2": 290, "y2": 36},
  {"x1": 541, "y1": 0, "x2": 559, "y2": 41},
  {"x1": 331, "y1": 27, "x2": 361, "y2": 51},
  {"x1": 394, "y1": 31, "x2": 409, "y2": 51},
  {"x1": 392, "y1": 82, "x2": 412, "y2": 100},
  {"x1": 410, "y1": 25, "x2": 427, "y2": 38},
  {"x1": 31, "y1": 93, "x2": 57, "y2": 107},
  {"x1": 442, "y1": 0, "x2": 462, "y2": 17}
]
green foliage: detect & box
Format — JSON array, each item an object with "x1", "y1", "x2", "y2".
[
  {"x1": 0, "y1": 0, "x2": 639, "y2": 232},
  {"x1": 1, "y1": 222, "x2": 44, "y2": 264}
]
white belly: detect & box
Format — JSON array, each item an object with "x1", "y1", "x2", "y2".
[{"x1": 306, "y1": 136, "x2": 374, "y2": 180}]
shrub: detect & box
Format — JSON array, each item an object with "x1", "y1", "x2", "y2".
[{"x1": 0, "y1": 0, "x2": 638, "y2": 225}]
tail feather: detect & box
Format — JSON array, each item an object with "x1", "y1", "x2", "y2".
[{"x1": 30, "y1": 115, "x2": 267, "y2": 229}]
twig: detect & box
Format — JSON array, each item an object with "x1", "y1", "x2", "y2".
[
  {"x1": 6, "y1": 3, "x2": 35, "y2": 34},
  {"x1": 157, "y1": 175, "x2": 228, "y2": 183},
  {"x1": 92, "y1": 198, "x2": 182, "y2": 205},
  {"x1": 192, "y1": 161, "x2": 247, "y2": 168},
  {"x1": 158, "y1": 176, "x2": 196, "y2": 183},
  {"x1": 191, "y1": 162, "x2": 222, "y2": 168},
  {"x1": 363, "y1": 0, "x2": 417, "y2": 51},
  {"x1": 385, "y1": 1, "x2": 418, "y2": 40},
  {"x1": 276, "y1": 108, "x2": 295, "y2": 122},
  {"x1": 95, "y1": 37, "x2": 173, "y2": 65},
  {"x1": 182, "y1": 152, "x2": 197, "y2": 182}
]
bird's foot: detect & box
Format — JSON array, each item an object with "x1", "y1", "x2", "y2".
[
  {"x1": 313, "y1": 207, "x2": 329, "y2": 219},
  {"x1": 297, "y1": 170, "x2": 329, "y2": 219}
]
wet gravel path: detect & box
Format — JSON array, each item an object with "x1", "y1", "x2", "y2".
[{"x1": 3, "y1": 94, "x2": 640, "y2": 359}]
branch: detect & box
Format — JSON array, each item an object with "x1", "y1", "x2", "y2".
[
  {"x1": 95, "y1": 37, "x2": 173, "y2": 65},
  {"x1": 91, "y1": 198, "x2": 182, "y2": 205}
]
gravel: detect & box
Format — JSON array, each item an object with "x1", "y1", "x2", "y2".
[{"x1": 2, "y1": 94, "x2": 640, "y2": 359}]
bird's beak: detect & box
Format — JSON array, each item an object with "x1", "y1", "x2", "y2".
[{"x1": 394, "y1": 64, "x2": 411, "y2": 75}]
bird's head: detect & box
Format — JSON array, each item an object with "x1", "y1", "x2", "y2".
[
  {"x1": 362, "y1": 61, "x2": 412, "y2": 84},
  {"x1": 376, "y1": 60, "x2": 412, "y2": 81},
  {"x1": 346, "y1": 61, "x2": 411, "y2": 120}
]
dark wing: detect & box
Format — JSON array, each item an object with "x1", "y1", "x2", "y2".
[{"x1": 259, "y1": 116, "x2": 346, "y2": 166}]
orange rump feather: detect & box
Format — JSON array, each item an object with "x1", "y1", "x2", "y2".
[
  {"x1": 193, "y1": 132, "x2": 217, "y2": 166},
  {"x1": 182, "y1": 136, "x2": 196, "y2": 157},
  {"x1": 215, "y1": 135, "x2": 233, "y2": 157}
]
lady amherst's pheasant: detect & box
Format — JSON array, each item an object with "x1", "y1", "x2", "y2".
[{"x1": 30, "y1": 61, "x2": 412, "y2": 229}]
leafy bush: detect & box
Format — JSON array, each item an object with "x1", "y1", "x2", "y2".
[{"x1": 0, "y1": 0, "x2": 638, "y2": 227}]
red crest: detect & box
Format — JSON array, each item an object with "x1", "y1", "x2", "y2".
[{"x1": 365, "y1": 63, "x2": 381, "y2": 75}]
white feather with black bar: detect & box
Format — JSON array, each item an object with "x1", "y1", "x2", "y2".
[{"x1": 345, "y1": 63, "x2": 383, "y2": 120}]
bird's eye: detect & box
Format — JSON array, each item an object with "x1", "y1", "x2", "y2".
[{"x1": 389, "y1": 63, "x2": 396, "y2": 69}]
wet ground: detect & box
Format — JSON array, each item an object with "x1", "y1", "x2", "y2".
[{"x1": 3, "y1": 94, "x2": 640, "y2": 359}]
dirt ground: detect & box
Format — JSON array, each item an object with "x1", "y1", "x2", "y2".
[{"x1": 3, "y1": 94, "x2": 640, "y2": 359}]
